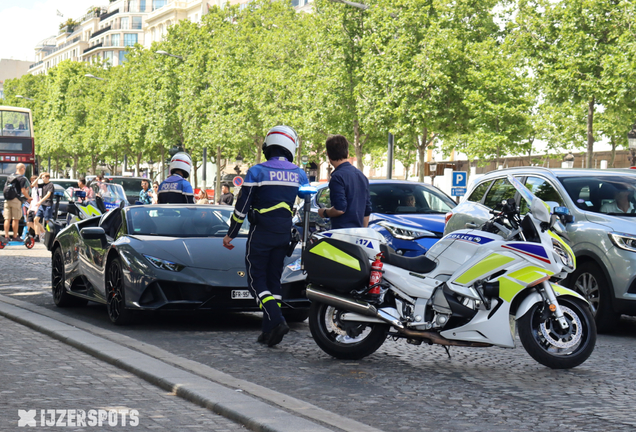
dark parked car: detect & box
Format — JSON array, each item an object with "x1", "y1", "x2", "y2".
[
  {"x1": 51, "y1": 204, "x2": 309, "y2": 325},
  {"x1": 445, "y1": 167, "x2": 636, "y2": 332},
  {"x1": 294, "y1": 180, "x2": 456, "y2": 257}
]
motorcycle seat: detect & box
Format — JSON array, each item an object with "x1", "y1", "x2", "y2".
[{"x1": 380, "y1": 244, "x2": 437, "y2": 274}]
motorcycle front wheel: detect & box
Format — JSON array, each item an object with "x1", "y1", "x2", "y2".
[
  {"x1": 518, "y1": 297, "x2": 596, "y2": 369},
  {"x1": 308, "y1": 301, "x2": 389, "y2": 360}
]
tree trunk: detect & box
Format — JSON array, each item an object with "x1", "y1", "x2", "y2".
[
  {"x1": 610, "y1": 137, "x2": 617, "y2": 168},
  {"x1": 160, "y1": 147, "x2": 165, "y2": 181},
  {"x1": 417, "y1": 132, "x2": 427, "y2": 182},
  {"x1": 353, "y1": 120, "x2": 364, "y2": 171},
  {"x1": 91, "y1": 154, "x2": 98, "y2": 175},
  {"x1": 296, "y1": 136, "x2": 303, "y2": 166},
  {"x1": 136, "y1": 152, "x2": 142, "y2": 178},
  {"x1": 586, "y1": 97, "x2": 595, "y2": 169},
  {"x1": 255, "y1": 137, "x2": 263, "y2": 165},
  {"x1": 73, "y1": 155, "x2": 79, "y2": 180},
  {"x1": 214, "y1": 146, "x2": 227, "y2": 204}
]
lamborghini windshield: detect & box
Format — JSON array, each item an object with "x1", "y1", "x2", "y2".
[{"x1": 127, "y1": 206, "x2": 250, "y2": 237}]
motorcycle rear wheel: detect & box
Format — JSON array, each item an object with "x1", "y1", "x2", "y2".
[
  {"x1": 518, "y1": 297, "x2": 596, "y2": 369},
  {"x1": 308, "y1": 301, "x2": 389, "y2": 360}
]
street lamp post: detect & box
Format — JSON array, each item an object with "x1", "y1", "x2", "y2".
[
  {"x1": 562, "y1": 152, "x2": 575, "y2": 169},
  {"x1": 84, "y1": 74, "x2": 106, "y2": 81},
  {"x1": 628, "y1": 124, "x2": 636, "y2": 167},
  {"x1": 428, "y1": 159, "x2": 437, "y2": 185},
  {"x1": 156, "y1": 50, "x2": 184, "y2": 60}
]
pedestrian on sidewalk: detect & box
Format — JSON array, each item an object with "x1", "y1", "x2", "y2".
[
  {"x1": 34, "y1": 173, "x2": 54, "y2": 242},
  {"x1": 3, "y1": 163, "x2": 32, "y2": 240},
  {"x1": 317, "y1": 135, "x2": 371, "y2": 228},
  {"x1": 223, "y1": 125, "x2": 309, "y2": 347},
  {"x1": 27, "y1": 175, "x2": 40, "y2": 239}
]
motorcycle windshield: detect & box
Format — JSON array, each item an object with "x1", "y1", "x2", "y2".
[
  {"x1": 91, "y1": 182, "x2": 129, "y2": 209},
  {"x1": 507, "y1": 174, "x2": 539, "y2": 209}
]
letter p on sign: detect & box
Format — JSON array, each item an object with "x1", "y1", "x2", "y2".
[{"x1": 452, "y1": 171, "x2": 467, "y2": 188}]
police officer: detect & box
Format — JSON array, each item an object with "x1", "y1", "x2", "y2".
[
  {"x1": 223, "y1": 125, "x2": 309, "y2": 347},
  {"x1": 158, "y1": 152, "x2": 195, "y2": 204}
]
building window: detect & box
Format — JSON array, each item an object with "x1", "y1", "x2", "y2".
[
  {"x1": 111, "y1": 34, "x2": 120, "y2": 46},
  {"x1": 132, "y1": 16, "x2": 142, "y2": 30},
  {"x1": 119, "y1": 50, "x2": 128, "y2": 64},
  {"x1": 153, "y1": 0, "x2": 166, "y2": 10},
  {"x1": 121, "y1": 17, "x2": 129, "y2": 30},
  {"x1": 140, "y1": 0, "x2": 146, "y2": 12},
  {"x1": 124, "y1": 34, "x2": 138, "y2": 46},
  {"x1": 104, "y1": 51, "x2": 114, "y2": 65}
]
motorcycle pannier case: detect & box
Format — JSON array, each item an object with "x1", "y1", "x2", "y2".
[{"x1": 304, "y1": 238, "x2": 371, "y2": 293}]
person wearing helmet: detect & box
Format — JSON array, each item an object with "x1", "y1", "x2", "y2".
[
  {"x1": 223, "y1": 125, "x2": 309, "y2": 347},
  {"x1": 158, "y1": 152, "x2": 195, "y2": 204}
]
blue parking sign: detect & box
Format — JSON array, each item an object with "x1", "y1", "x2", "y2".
[{"x1": 452, "y1": 171, "x2": 467, "y2": 188}]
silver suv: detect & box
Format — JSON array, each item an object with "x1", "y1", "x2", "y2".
[{"x1": 445, "y1": 167, "x2": 636, "y2": 332}]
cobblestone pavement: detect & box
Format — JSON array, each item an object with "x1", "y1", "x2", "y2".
[
  {"x1": 2, "y1": 245, "x2": 636, "y2": 431},
  {"x1": 0, "y1": 314, "x2": 245, "y2": 431}
]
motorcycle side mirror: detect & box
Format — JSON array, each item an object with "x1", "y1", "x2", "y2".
[{"x1": 553, "y1": 206, "x2": 574, "y2": 224}]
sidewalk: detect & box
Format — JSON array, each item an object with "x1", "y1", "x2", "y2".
[
  {"x1": 0, "y1": 294, "x2": 377, "y2": 432},
  {"x1": 0, "y1": 315, "x2": 245, "y2": 431}
]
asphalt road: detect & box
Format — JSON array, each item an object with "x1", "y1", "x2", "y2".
[{"x1": 2, "y1": 244, "x2": 636, "y2": 431}]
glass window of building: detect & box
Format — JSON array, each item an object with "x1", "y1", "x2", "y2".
[
  {"x1": 104, "y1": 51, "x2": 114, "y2": 65},
  {"x1": 129, "y1": 0, "x2": 138, "y2": 12},
  {"x1": 132, "y1": 16, "x2": 142, "y2": 30},
  {"x1": 119, "y1": 50, "x2": 128, "y2": 64},
  {"x1": 140, "y1": 0, "x2": 146, "y2": 12},
  {"x1": 121, "y1": 17, "x2": 129, "y2": 30},
  {"x1": 153, "y1": 0, "x2": 167, "y2": 11},
  {"x1": 111, "y1": 34, "x2": 120, "y2": 46},
  {"x1": 124, "y1": 34, "x2": 138, "y2": 46}
]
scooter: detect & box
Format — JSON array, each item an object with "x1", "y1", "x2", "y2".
[
  {"x1": 302, "y1": 175, "x2": 596, "y2": 369},
  {"x1": 0, "y1": 202, "x2": 36, "y2": 250}
]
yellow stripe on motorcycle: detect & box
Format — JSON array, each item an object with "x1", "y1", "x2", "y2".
[
  {"x1": 46, "y1": 223, "x2": 51, "y2": 232},
  {"x1": 82, "y1": 204, "x2": 101, "y2": 217},
  {"x1": 499, "y1": 277, "x2": 526, "y2": 303},
  {"x1": 309, "y1": 242, "x2": 361, "y2": 271},
  {"x1": 551, "y1": 283, "x2": 586, "y2": 301},
  {"x1": 508, "y1": 266, "x2": 554, "y2": 285},
  {"x1": 455, "y1": 253, "x2": 515, "y2": 285}
]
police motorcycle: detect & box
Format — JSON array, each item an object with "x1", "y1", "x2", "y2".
[
  {"x1": 43, "y1": 182, "x2": 128, "y2": 251},
  {"x1": 300, "y1": 175, "x2": 596, "y2": 369}
]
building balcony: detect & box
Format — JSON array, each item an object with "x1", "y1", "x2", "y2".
[
  {"x1": 91, "y1": 26, "x2": 112, "y2": 39},
  {"x1": 100, "y1": 8, "x2": 120, "y2": 21},
  {"x1": 47, "y1": 36, "x2": 82, "y2": 56},
  {"x1": 29, "y1": 61, "x2": 44, "y2": 70},
  {"x1": 83, "y1": 43, "x2": 103, "y2": 54}
]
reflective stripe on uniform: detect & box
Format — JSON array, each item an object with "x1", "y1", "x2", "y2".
[
  {"x1": 258, "y1": 295, "x2": 276, "y2": 309},
  {"x1": 254, "y1": 202, "x2": 293, "y2": 215},
  {"x1": 232, "y1": 214, "x2": 244, "y2": 223}
]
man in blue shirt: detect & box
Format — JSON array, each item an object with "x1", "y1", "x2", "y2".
[
  {"x1": 139, "y1": 179, "x2": 153, "y2": 204},
  {"x1": 224, "y1": 125, "x2": 309, "y2": 347},
  {"x1": 317, "y1": 135, "x2": 371, "y2": 228},
  {"x1": 158, "y1": 153, "x2": 195, "y2": 204}
]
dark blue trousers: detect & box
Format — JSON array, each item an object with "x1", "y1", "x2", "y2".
[{"x1": 245, "y1": 225, "x2": 291, "y2": 333}]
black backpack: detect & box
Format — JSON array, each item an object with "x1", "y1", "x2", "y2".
[{"x1": 3, "y1": 175, "x2": 21, "y2": 201}]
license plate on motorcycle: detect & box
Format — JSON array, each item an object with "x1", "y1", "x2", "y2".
[{"x1": 231, "y1": 290, "x2": 254, "y2": 300}]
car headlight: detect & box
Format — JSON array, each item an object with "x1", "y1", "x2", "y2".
[
  {"x1": 552, "y1": 239, "x2": 573, "y2": 268},
  {"x1": 609, "y1": 232, "x2": 636, "y2": 253},
  {"x1": 143, "y1": 255, "x2": 185, "y2": 272},
  {"x1": 376, "y1": 221, "x2": 436, "y2": 240}
]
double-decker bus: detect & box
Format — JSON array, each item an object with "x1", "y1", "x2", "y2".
[{"x1": 0, "y1": 106, "x2": 36, "y2": 177}]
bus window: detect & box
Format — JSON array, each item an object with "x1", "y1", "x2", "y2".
[{"x1": 1, "y1": 111, "x2": 31, "y2": 137}]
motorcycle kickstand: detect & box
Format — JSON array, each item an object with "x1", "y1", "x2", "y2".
[{"x1": 443, "y1": 346, "x2": 451, "y2": 359}]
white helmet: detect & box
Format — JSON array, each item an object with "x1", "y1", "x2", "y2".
[
  {"x1": 169, "y1": 152, "x2": 192, "y2": 178},
  {"x1": 263, "y1": 125, "x2": 298, "y2": 162}
]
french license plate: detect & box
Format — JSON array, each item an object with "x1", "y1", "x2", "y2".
[{"x1": 231, "y1": 290, "x2": 254, "y2": 300}]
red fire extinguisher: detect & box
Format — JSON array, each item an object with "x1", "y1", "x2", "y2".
[{"x1": 368, "y1": 252, "x2": 384, "y2": 298}]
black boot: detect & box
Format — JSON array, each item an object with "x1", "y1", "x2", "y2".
[{"x1": 267, "y1": 322, "x2": 289, "y2": 347}]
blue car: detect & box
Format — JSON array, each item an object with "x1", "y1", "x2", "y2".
[{"x1": 295, "y1": 180, "x2": 456, "y2": 257}]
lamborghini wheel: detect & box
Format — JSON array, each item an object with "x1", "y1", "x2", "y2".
[
  {"x1": 106, "y1": 257, "x2": 134, "y2": 325},
  {"x1": 52, "y1": 247, "x2": 86, "y2": 307}
]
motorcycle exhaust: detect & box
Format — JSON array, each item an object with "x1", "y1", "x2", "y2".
[
  {"x1": 306, "y1": 285, "x2": 404, "y2": 329},
  {"x1": 306, "y1": 285, "x2": 491, "y2": 347}
]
